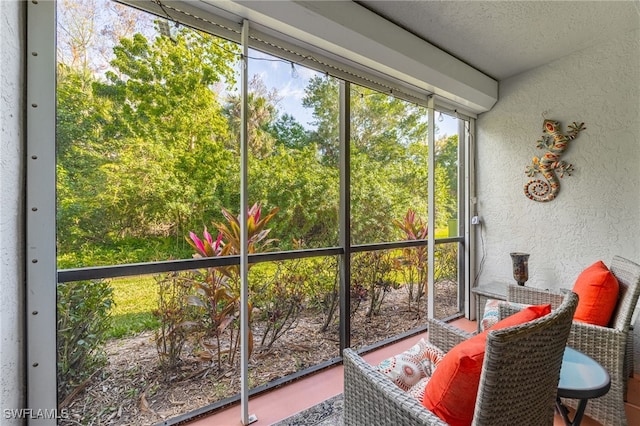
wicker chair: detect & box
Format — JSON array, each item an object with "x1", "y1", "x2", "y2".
[
  {"x1": 507, "y1": 255, "x2": 640, "y2": 426},
  {"x1": 343, "y1": 291, "x2": 578, "y2": 426}
]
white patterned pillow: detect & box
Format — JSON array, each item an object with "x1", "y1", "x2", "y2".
[
  {"x1": 407, "y1": 376, "x2": 430, "y2": 401},
  {"x1": 376, "y1": 338, "x2": 445, "y2": 391},
  {"x1": 481, "y1": 299, "x2": 529, "y2": 331}
]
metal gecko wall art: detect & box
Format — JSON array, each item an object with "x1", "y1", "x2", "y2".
[{"x1": 524, "y1": 119, "x2": 586, "y2": 202}]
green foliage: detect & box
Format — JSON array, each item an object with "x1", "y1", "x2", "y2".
[
  {"x1": 56, "y1": 20, "x2": 460, "y2": 266},
  {"x1": 248, "y1": 145, "x2": 339, "y2": 248},
  {"x1": 54, "y1": 9, "x2": 464, "y2": 373},
  {"x1": 57, "y1": 25, "x2": 241, "y2": 267},
  {"x1": 268, "y1": 113, "x2": 313, "y2": 150},
  {"x1": 57, "y1": 280, "x2": 114, "y2": 403},
  {"x1": 435, "y1": 243, "x2": 458, "y2": 282},
  {"x1": 303, "y1": 76, "x2": 341, "y2": 164},
  {"x1": 224, "y1": 75, "x2": 279, "y2": 158},
  {"x1": 435, "y1": 134, "x2": 459, "y2": 228},
  {"x1": 94, "y1": 28, "x2": 239, "y2": 237},
  {"x1": 56, "y1": 65, "x2": 117, "y2": 254},
  {"x1": 301, "y1": 80, "x2": 439, "y2": 245},
  {"x1": 296, "y1": 256, "x2": 340, "y2": 332},
  {"x1": 349, "y1": 149, "x2": 407, "y2": 244},
  {"x1": 52, "y1": 7, "x2": 469, "y2": 414},
  {"x1": 350, "y1": 87, "x2": 428, "y2": 162}
]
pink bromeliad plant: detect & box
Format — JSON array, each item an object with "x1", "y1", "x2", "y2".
[
  {"x1": 187, "y1": 227, "x2": 224, "y2": 258},
  {"x1": 393, "y1": 208, "x2": 428, "y2": 310},
  {"x1": 214, "y1": 202, "x2": 279, "y2": 260},
  {"x1": 393, "y1": 208, "x2": 428, "y2": 241},
  {"x1": 182, "y1": 203, "x2": 278, "y2": 369}
]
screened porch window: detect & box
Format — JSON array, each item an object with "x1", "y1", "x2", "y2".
[{"x1": 29, "y1": 1, "x2": 472, "y2": 423}]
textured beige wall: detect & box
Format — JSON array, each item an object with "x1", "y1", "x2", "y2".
[
  {"x1": 476, "y1": 28, "x2": 640, "y2": 369},
  {"x1": 0, "y1": 0, "x2": 26, "y2": 419}
]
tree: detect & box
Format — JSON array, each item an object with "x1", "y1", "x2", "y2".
[
  {"x1": 435, "y1": 134, "x2": 459, "y2": 227},
  {"x1": 350, "y1": 87, "x2": 428, "y2": 162},
  {"x1": 91, "y1": 28, "x2": 240, "y2": 240},
  {"x1": 267, "y1": 113, "x2": 313, "y2": 150},
  {"x1": 302, "y1": 80, "x2": 438, "y2": 243},
  {"x1": 223, "y1": 75, "x2": 279, "y2": 159},
  {"x1": 55, "y1": 0, "x2": 458, "y2": 266},
  {"x1": 248, "y1": 145, "x2": 339, "y2": 248},
  {"x1": 57, "y1": 0, "x2": 143, "y2": 75},
  {"x1": 56, "y1": 65, "x2": 117, "y2": 256},
  {"x1": 57, "y1": 0, "x2": 100, "y2": 72},
  {"x1": 303, "y1": 76, "x2": 341, "y2": 164}
]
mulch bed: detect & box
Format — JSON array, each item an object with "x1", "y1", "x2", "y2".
[{"x1": 61, "y1": 282, "x2": 459, "y2": 425}]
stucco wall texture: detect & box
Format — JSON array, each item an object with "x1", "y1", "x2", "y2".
[{"x1": 477, "y1": 28, "x2": 640, "y2": 370}]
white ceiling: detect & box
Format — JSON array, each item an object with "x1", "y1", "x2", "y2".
[{"x1": 357, "y1": 0, "x2": 640, "y2": 80}]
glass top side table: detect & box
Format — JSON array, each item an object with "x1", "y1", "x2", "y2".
[{"x1": 556, "y1": 346, "x2": 611, "y2": 426}]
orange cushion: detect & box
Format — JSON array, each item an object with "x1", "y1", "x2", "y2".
[
  {"x1": 422, "y1": 304, "x2": 551, "y2": 426},
  {"x1": 572, "y1": 261, "x2": 619, "y2": 326}
]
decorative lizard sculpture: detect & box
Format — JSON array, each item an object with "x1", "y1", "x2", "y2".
[{"x1": 524, "y1": 119, "x2": 585, "y2": 202}]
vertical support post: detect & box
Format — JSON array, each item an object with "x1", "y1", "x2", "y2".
[
  {"x1": 427, "y1": 97, "x2": 436, "y2": 319},
  {"x1": 465, "y1": 119, "x2": 477, "y2": 319},
  {"x1": 239, "y1": 19, "x2": 254, "y2": 426},
  {"x1": 26, "y1": 0, "x2": 58, "y2": 423},
  {"x1": 457, "y1": 118, "x2": 466, "y2": 314},
  {"x1": 339, "y1": 81, "x2": 351, "y2": 354}
]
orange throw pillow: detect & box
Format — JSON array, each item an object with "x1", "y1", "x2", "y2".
[
  {"x1": 573, "y1": 261, "x2": 619, "y2": 326},
  {"x1": 488, "y1": 303, "x2": 551, "y2": 331},
  {"x1": 422, "y1": 304, "x2": 551, "y2": 426}
]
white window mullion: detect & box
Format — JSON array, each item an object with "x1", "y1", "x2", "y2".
[
  {"x1": 427, "y1": 97, "x2": 436, "y2": 319},
  {"x1": 465, "y1": 118, "x2": 477, "y2": 319},
  {"x1": 239, "y1": 18, "x2": 256, "y2": 426}
]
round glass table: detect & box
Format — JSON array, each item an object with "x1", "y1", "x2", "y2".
[{"x1": 556, "y1": 346, "x2": 611, "y2": 426}]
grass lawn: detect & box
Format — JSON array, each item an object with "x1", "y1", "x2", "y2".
[{"x1": 108, "y1": 275, "x2": 160, "y2": 339}]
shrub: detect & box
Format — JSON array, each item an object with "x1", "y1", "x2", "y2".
[
  {"x1": 302, "y1": 255, "x2": 340, "y2": 332},
  {"x1": 351, "y1": 251, "x2": 397, "y2": 318},
  {"x1": 154, "y1": 272, "x2": 196, "y2": 372},
  {"x1": 435, "y1": 243, "x2": 458, "y2": 282},
  {"x1": 254, "y1": 256, "x2": 306, "y2": 349},
  {"x1": 185, "y1": 264, "x2": 240, "y2": 369},
  {"x1": 57, "y1": 279, "x2": 114, "y2": 404}
]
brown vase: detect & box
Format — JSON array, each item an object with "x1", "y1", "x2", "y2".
[{"x1": 510, "y1": 252, "x2": 530, "y2": 286}]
